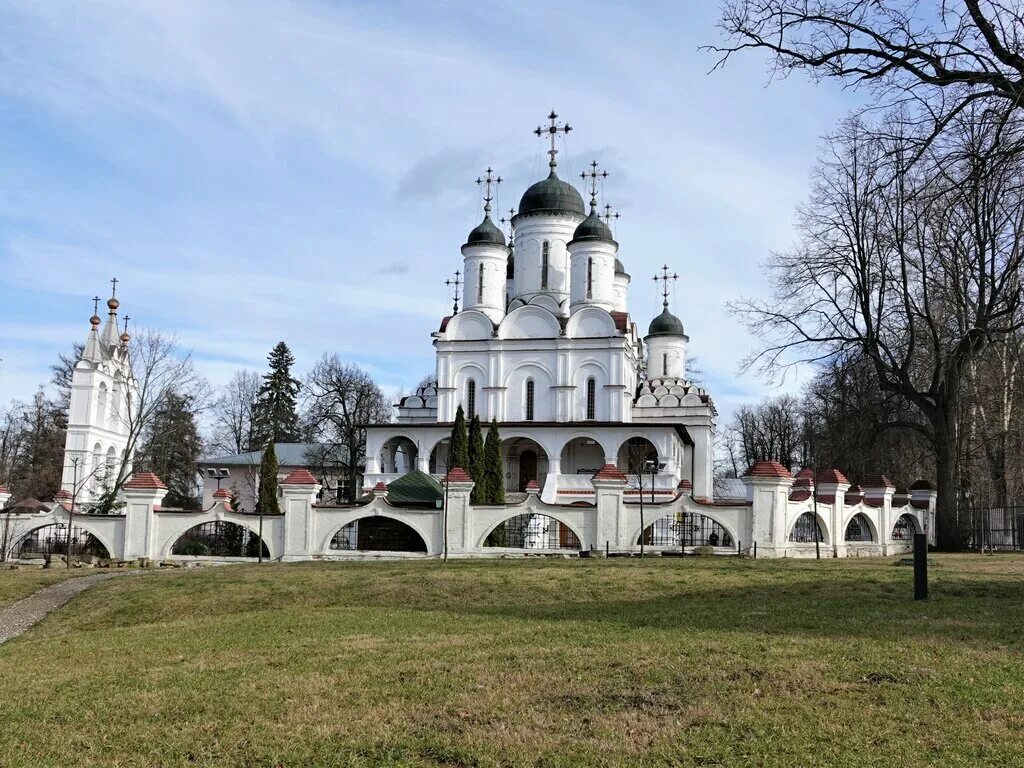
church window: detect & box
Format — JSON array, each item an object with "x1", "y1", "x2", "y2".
[
  {"x1": 525, "y1": 380, "x2": 535, "y2": 421},
  {"x1": 663, "y1": 353, "x2": 668, "y2": 377},
  {"x1": 586, "y1": 257, "x2": 593, "y2": 299},
  {"x1": 477, "y1": 264, "x2": 484, "y2": 305},
  {"x1": 541, "y1": 242, "x2": 549, "y2": 289},
  {"x1": 96, "y1": 382, "x2": 108, "y2": 426},
  {"x1": 467, "y1": 379, "x2": 477, "y2": 419},
  {"x1": 586, "y1": 378, "x2": 596, "y2": 420}
]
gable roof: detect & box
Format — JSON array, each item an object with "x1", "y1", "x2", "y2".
[{"x1": 198, "y1": 442, "x2": 349, "y2": 469}]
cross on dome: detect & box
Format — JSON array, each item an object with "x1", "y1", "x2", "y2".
[
  {"x1": 581, "y1": 160, "x2": 608, "y2": 212},
  {"x1": 534, "y1": 110, "x2": 572, "y2": 171},
  {"x1": 476, "y1": 167, "x2": 501, "y2": 216},
  {"x1": 653, "y1": 264, "x2": 678, "y2": 308},
  {"x1": 444, "y1": 270, "x2": 463, "y2": 315}
]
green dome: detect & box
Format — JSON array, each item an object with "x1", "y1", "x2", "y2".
[
  {"x1": 647, "y1": 306, "x2": 686, "y2": 337},
  {"x1": 466, "y1": 214, "x2": 506, "y2": 246},
  {"x1": 570, "y1": 210, "x2": 615, "y2": 244},
  {"x1": 518, "y1": 171, "x2": 586, "y2": 217}
]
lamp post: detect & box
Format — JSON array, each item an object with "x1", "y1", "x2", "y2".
[{"x1": 66, "y1": 457, "x2": 81, "y2": 570}]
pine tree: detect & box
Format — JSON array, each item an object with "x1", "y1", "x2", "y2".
[
  {"x1": 450, "y1": 405, "x2": 469, "y2": 472},
  {"x1": 136, "y1": 392, "x2": 202, "y2": 509},
  {"x1": 251, "y1": 342, "x2": 301, "y2": 449},
  {"x1": 482, "y1": 419, "x2": 504, "y2": 504},
  {"x1": 467, "y1": 414, "x2": 484, "y2": 502},
  {"x1": 255, "y1": 442, "x2": 280, "y2": 516}
]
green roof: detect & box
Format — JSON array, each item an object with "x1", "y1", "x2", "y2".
[
  {"x1": 387, "y1": 470, "x2": 443, "y2": 506},
  {"x1": 517, "y1": 171, "x2": 586, "y2": 217}
]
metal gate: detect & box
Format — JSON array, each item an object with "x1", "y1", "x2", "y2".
[{"x1": 961, "y1": 507, "x2": 1024, "y2": 550}]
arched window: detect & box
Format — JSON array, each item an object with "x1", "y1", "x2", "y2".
[
  {"x1": 663, "y1": 353, "x2": 668, "y2": 377},
  {"x1": 172, "y1": 521, "x2": 269, "y2": 558},
  {"x1": 110, "y1": 381, "x2": 121, "y2": 430},
  {"x1": 466, "y1": 379, "x2": 476, "y2": 419},
  {"x1": 892, "y1": 514, "x2": 920, "y2": 540},
  {"x1": 96, "y1": 382, "x2": 108, "y2": 426},
  {"x1": 586, "y1": 377, "x2": 596, "y2": 420},
  {"x1": 525, "y1": 379, "x2": 535, "y2": 421},
  {"x1": 586, "y1": 257, "x2": 593, "y2": 299},
  {"x1": 105, "y1": 446, "x2": 117, "y2": 487},
  {"x1": 541, "y1": 241, "x2": 549, "y2": 289},
  {"x1": 477, "y1": 263, "x2": 484, "y2": 304},
  {"x1": 485, "y1": 514, "x2": 580, "y2": 549}
]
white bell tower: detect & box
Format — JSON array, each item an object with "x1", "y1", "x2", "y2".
[{"x1": 61, "y1": 282, "x2": 137, "y2": 503}]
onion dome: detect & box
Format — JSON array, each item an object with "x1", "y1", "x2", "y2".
[
  {"x1": 465, "y1": 214, "x2": 506, "y2": 247},
  {"x1": 120, "y1": 332, "x2": 131, "y2": 344},
  {"x1": 107, "y1": 297, "x2": 119, "y2": 311},
  {"x1": 647, "y1": 306, "x2": 686, "y2": 337},
  {"x1": 518, "y1": 171, "x2": 586, "y2": 217},
  {"x1": 615, "y1": 258, "x2": 626, "y2": 275},
  {"x1": 570, "y1": 209, "x2": 616, "y2": 244},
  {"x1": 90, "y1": 314, "x2": 101, "y2": 327}
]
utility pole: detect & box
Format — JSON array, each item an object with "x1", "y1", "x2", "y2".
[{"x1": 66, "y1": 457, "x2": 81, "y2": 569}]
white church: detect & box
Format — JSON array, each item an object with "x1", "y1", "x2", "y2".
[
  {"x1": 364, "y1": 112, "x2": 715, "y2": 505},
  {"x1": 0, "y1": 114, "x2": 936, "y2": 562}
]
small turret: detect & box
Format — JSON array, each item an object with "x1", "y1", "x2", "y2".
[
  {"x1": 461, "y1": 168, "x2": 510, "y2": 324},
  {"x1": 645, "y1": 267, "x2": 688, "y2": 379},
  {"x1": 569, "y1": 161, "x2": 617, "y2": 311}
]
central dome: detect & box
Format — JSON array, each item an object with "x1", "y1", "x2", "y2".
[{"x1": 518, "y1": 171, "x2": 586, "y2": 217}]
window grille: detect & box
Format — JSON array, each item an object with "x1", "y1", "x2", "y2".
[
  {"x1": 586, "y1": 378, "x2": 596, "y2": 420},
  {"x1": 541, "y1": 242, "x2": 549, "y2": 288},
  {"x1": 467, "y1": 379, "x2": 476, "y2": 419},
  {"x1": 525, "y1": 380, "x2": 535, "y2": 421}
]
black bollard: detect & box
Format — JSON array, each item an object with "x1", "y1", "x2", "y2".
[
  {"x1": 913, "y1": 533, "x2": 928, "y2": 600},
  {"x1": 753, "y1": 541, "x2": 757, "y2": 559}
]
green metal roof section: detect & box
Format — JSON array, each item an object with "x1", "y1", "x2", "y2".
[
  {"x1": 517, "y1": 171, "x2": 586, "y2": 217},
  {"x1": 466, "y1": 214, "x2": 506, "y2": 246},
  {"x1": 387, "y1": 470, "x2": 443, "y2": 506}
]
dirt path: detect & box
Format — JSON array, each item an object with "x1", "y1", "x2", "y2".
[{"x1": 0, "y1": 571, "x2": 141, "y2": 645}]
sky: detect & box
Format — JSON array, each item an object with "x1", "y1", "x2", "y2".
[{"x1": 0, "y1": 0, "x2": 856, "y2": 423}]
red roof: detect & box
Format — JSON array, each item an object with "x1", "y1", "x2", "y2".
[
  {"x1": 282, "y1": 468, "x2": 318, "y2": 485},
  {"x1": 863, "y1": 474, "x2": 895, "y2": 490},
  {"x1": 678, "y1": 479, "x2": 693, "y2": 489},
  {"x1": 593, "y1": 464, "x2": 628, "y2": 482},
  {"x1": 439, "y1": 316, "x2": 452, "y2": 332},
  {"x1": 795, "y1": 468, "x2": 814, "y2": 480},
  {"x1": 373, "y1": 481, "x2": 388, "y2": 491},
  {"x1": 525, "y1": 480, "x2": 540, "y2": 491},
  {"x1": 54, "y1": 489, "x2": 72, "y2": 500},
  {"x1": 745, "y1": 461, "x2": 793, "y2": 479},
  {"x1": 0, "y1": 486, "x2": 9, "y2": 494},
  {"x1": 789, "y1": 489, "x2": 812, "y2": 502},
  {"x1": 213, "y1": 488, "x2": 231, "y2": 499},
  {"x1": 445, "y1": 467, "x2": 473, "y2": 482},
  {"x1": 124, "y1": 472, "x2": 167, "y2": 490},
  {"x1": 817, "y1": 469, "x2": 850, "y2": 485},
  {"x1": 610, "y1": 311, "x2": 629, "y2": 332}
]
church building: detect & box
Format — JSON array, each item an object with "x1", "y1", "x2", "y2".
[{"x1": 364, "y1": 113, "x2": 716, "y2": 503}]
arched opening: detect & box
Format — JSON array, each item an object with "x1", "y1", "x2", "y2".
[
  {"x1": 789, "y1": 512, "x2": 825, "y2": 543},
  {"x1": 525, "y1": 379, "x2": 535, "y2": 421},
  {"x1": 466, "y1": 379, "x2": 477, "y2": 419},
  {"x1": 559, "y1": 437, "x2": 604, "y2": 476},
  {"x1": 91, "y1": 442, "x2": 103, "y2": 493},
  {"x1": 891, "y1": 513, "x2": 921, "y2": 541},
  {"x1": 110, "y1": 381, "x2": 122, "y2": 431},
  {"x1": 638, "y1": 512, "x2": 733, "y2": 548},
  {"x1": 617, "y1": 437, "x2": 659, "y2": 476},
  {"x1": 429, "y1": 439, "x2": 449, "y2": 475},
  {"x1": 380, "y1": 436, "x2": 418, "y2": 475},
  {"x1": 17, "y1": 525, "x2": 110, "y2": 559},
  {"x1": 845, "y1": 513, "x2": 875, "y2": 542},
  {"x1": 585, "y1": 378, "x2": 596, "y2": 420},
  {"x1": 502, "y1": 438, "x2": 548, "y2": 493},
  {"x1": 329, "y1": 517, "x2": 427, "y2": 553},
  {"x1": 485, "y1": 514, "x2": 580, "y2": 549},
  {"x1": 171, "y1": 521, "x2": 269, "y2": 558},
  {"x1": 105, "y1": 446, "x2": 117, "y2": 487}
]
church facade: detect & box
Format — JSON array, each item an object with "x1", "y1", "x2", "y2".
[{"x1": 364, "y1": 115, "x2": 715, "y2": 504}]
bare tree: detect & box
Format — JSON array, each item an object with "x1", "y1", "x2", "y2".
[
  {"x1": 92, "y1": 330, "x2": 206, "y2": 513},
  {"x1": 724, "y1": 394, "x2": 807, "y2": 471},
  {"x1": 732, "y1": 112, "x2": 1024, "y2": 549},
  {"x1": 208, "y1": 370, "x2": 260, "y2": 455},
  {"x1": 304, "y1": 355, "x2": 393, "y2": 501},
  {"x1": 709, "y1": 1, "x2": 1024, "y2": 149}
]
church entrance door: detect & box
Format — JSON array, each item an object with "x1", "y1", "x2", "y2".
[{"x1": 519, "y1": 450, "x2": 538, "y2": 492}]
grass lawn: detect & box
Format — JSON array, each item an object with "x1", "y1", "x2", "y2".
[
  {"x1": 0, "y1": 555, "x2": 1022, "y2": 767},
  {"x1": 0, "y1": 565, "x2": 92, "y2": 610}
]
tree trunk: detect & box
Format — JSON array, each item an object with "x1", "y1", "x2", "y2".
[{"x1": 933, "y1": 407, "x2": 963, "y2": 551}]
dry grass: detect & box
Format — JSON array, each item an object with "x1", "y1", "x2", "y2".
[{"x1": 0, "y1": 555, "x2": 1023, "y2": 767}]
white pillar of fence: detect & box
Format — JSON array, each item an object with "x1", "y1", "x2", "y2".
[
  {"x1": 281, "y1": 469, "x2": 321, "y2": 561},
  {"x1": 122, "y1": 472, "x2": 168, "y2": 561}
]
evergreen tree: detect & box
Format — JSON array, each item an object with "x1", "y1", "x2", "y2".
[
  {"x1": 255, "y1": 442, "x2": 280, "y2": 516},
  {"x1": 449, "y1": 405, "x2": 469, "y2": 472},
  {"x1": 467, "y1": 414, "x2": 484, "y2": 502},
  {"x1": 136, "y1": 392, "x2": 203, "y2": 509},
  {"x1": 482, "y1": 419, "x2": 504, "y2": 504},
  {"x1": 251, "y1": 342, "x2": 301, "y2": 449}
]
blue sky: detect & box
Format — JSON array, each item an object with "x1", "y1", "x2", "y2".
[{"x1": 0, "y1": 0, "x2": 854, "y2": 422}]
